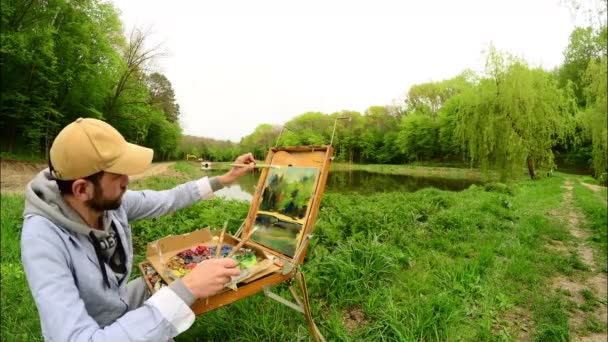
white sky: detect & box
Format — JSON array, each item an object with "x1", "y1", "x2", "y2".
[{"x1": 110, "y1": 0, "x2": 581, "y2": 142}]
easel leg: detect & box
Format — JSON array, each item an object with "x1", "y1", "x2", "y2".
[
  {"x1": 290, "y1": 271, "x2": 326, "y2": 342},
  {"x1": 263, "y1": 271, "x2": 326, "y2": 341}
]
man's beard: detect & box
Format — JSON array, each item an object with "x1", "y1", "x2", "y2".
[{"x1": 86, "y1": 183, "x2": 124, "y2": 211}]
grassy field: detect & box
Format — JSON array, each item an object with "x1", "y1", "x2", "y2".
[{"x1": 1, "y1": 162, "x2": 606, "y2": 341}]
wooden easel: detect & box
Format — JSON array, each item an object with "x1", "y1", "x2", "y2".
[
  {"x1": 263, "y1": 270, "x2": 325, "y2": 342},
  {"x1": 186, "y1": 145, "x2": 334, "y2": 340}
]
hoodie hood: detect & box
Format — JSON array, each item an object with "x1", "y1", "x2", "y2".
[{"x1": 24, "y1": 169, "x2": 113, "y2": 240}]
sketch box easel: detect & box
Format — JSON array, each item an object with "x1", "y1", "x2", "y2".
[{"x1": 140, "y1": 145, "x2": 333, "y2": 341}]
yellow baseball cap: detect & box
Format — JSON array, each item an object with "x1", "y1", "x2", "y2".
[{"x1": 50, "y1": 118, "x2": 154, "y2": 180}]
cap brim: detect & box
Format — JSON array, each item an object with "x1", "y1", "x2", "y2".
[{"x1": 104, "y1": 143, "x2": 154, "y2": 176}]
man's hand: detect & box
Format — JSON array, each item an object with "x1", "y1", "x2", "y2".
[
  {"x1": 218, "y1": 152, "x2": 256, "y2": 185},
  {"x1": 181, "y1": 258, "x2": 241, "y2": 299}
]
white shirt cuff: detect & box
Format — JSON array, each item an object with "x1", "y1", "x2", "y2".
[
  {"x1": 196, "y1": 177, "x2": 214, "y2": 199},
  {"x1": 147, "y1": 286, "x2": 195, "y2": 336}
]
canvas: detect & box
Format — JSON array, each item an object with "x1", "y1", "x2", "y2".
[{"x1": 250, "y1": 167, "x2": 319, "y2": 256}]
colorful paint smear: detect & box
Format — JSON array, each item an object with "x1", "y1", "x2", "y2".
[{"x1": 251, "y1": 167, "x2": 319, "y2": 256}]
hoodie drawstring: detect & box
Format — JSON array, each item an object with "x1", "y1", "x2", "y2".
[{"x1": 89, "y1": 232, "x2": 111, "y2": 289}]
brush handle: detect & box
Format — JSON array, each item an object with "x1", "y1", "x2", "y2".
[
  {"x1": 227, "y1": 237, "x2": 249, "y2": 258},
  {"x1": 230, "y1": 163, "x2": 278, "y2": 168},
  {"x1": 215, "y1": 229, "x2": 225, "y2": 257}
]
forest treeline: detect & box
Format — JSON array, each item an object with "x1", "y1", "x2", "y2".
[
  {"x1": 196, "y1": 27, "x2": 608, "y2": 182},
  {"x1": 1, "y1": 1, "x2": 606, "y2": 182},
  {"x1": 1, "y1": 0, "x2": 181, "y2": 160}
]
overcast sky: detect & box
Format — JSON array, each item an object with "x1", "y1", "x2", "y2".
[{"x1": 110, "y1": 0, "x2": 582, "y2": 142}]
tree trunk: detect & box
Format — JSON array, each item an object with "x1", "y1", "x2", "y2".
[{"x1": 527, "y1": 157, "x2": 537, "y2": 179}]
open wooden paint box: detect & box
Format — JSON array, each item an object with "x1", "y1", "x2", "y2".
[{"x1": 139, "y1": 145, "x2": 333, "y2": 339}]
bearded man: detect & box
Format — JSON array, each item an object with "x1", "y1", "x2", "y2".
[{"x1": 21, "y1": 118, "x2": 255, "y2": 341}]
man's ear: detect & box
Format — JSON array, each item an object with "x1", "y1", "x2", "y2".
[{"x1": 71, "y1": 179, "x2": 93, "y2": 201}]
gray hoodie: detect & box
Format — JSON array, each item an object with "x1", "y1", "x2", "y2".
[{"x1": 21, "y1": 169, "x2": 218, "y2": 341}]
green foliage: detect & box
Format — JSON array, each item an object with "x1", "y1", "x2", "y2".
[
  {"x1": 148, "y1": 72, "x2": 180, "y2": 123},
  {"x1": 397, "y1": 113, "x2": 438, "y2": 161},
  {"x1": 0, "y1": 1, "x2": 182, "y2": 161},
  {"x1": 437, "y1": 96, "x2": 465, "y2": 158},
  {"x1": 240, "y1": 123, "x2": 281, "y2": 159},
  {"x1": 559, "y1": 26, "x2": 607, "y2": 106},
  {"x1": 579, "y1": 53, "x2": 607, "y2": 180},
  {"x1": 405, "y1": 71, "x2": 476, "y2": 119},
  {"x1": 1, "y1": 194, "x2": 43, "y2": 341},
  {"x1": 455, "y1": 46, "x2": 576, "y2": 180},
  {"x1": 559, "y1": 25, "x2": 607, "y2": 181},
  {"x1": 145, "y1": 117, "x2": 182, "y2": 160},
  {"x1": 1, "y1": 0, "x2": 125, "y2": 154}
]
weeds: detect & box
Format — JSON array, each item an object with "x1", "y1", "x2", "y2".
[{"x1": 1, "y1": 169, "x2": 603, "y2": 341}]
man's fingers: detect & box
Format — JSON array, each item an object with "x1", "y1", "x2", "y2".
[
  {"x1": 235, "y1": 152, "x2": 255, "y2": 164},
  {"x1": 223, "y1": 267, "x2": 241, "y2": 277},
  {"x1": 218, "y1": 257, "x2": 239, "y2": 268}
]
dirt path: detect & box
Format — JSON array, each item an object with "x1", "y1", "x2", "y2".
[
  {"x1": 551, "y1": 180, "x2": 607, "y2": 341},
  {"x1": 1, "y1": 160, "x2": 176, "y2": 194},
  {"x1": 129, "y1": 162, "x2": 176, "y2": 181},
  {"x1": 0, "y1": 160, "x2": 47, "y2": 193}
]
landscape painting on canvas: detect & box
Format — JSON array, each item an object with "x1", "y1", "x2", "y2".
[{"x1": 250, "y1": 166, "x2": 319, "y2": 256}]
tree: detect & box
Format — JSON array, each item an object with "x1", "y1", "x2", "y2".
[
  {"x1": 0, "y1": 0, "x2": 124, "y2": 155},
  {"x1": 558, "y1": 26, "x2": 606, "y2": 106},
  {"x1": 148, "y1": 72, "x2": 180, "y2": 122},
  {"x1": 456, "y1": 46, "x2": 576, "y2": 180},
  {"x1": 240, "y1": 124, "x2": 282, "y2": 159},
  {"x1": 578, "y1": 54, "x2": 607, "y2": 181},
  {"x1": 105, "y1": 27, "x2": 165, "y2": 119},
  {"x1": 332, "y1": 111, "x2": 364, "y2": 163},
  {"x1": 406, "y1": 82, "x2": 443, "y2": 118},
  {"x1": 405, "y1": 71, "x2": 477, "y2": 119},
  {"x1": 277, "y1": 112, "x2": 334, "y2": 147},
  {"x1": 145, "y1": 116, "x2": 181, "y2": 160},
  {"x1": 435, "y1": 97, "x2": 466, "y2": 161},
  {"x1": 359, "y1": 106, "x2": 401, "y2": 163},
  {"x1": 397, "y1": 113, "x2": 438, "y2": 162}
]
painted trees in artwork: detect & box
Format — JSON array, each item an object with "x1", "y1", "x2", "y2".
[{"x1": 260, "y1": 168, "x2": 317, "y2": 219}]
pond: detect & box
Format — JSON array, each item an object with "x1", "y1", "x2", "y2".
[{"x1": 204, "y1": 169, "x2": 481, "y2": 201}]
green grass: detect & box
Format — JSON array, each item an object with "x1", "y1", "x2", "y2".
[
  {"x1": 1, "y1": 194, "x2": 44, "y2": 342},
  {"x1": 2, "y1": 165, "x2": 606, "y2": 341},
  {"x1": 571, "y1": 178, "x2": 608, "y2": 273}
]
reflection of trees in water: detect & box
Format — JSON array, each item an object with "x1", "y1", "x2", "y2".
[
  {"x1": 326, "y1": 171, "x2": 481, "y2": 193},
  {"x1": 254, "y1": 214, "x2": 301, "y2": 235},
  {"x1": 218, "y1": 170, "x2": 481, "y2": 199}
]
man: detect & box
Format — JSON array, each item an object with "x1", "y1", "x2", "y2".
[{"x1": 21, "y1": 117, "x2": 255, "y2": 341}]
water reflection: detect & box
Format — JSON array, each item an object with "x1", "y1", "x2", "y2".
[
  {"x1": 326, "y1": 171, "x2": 481, "y2": 194},
  {"x1": 203, "y1": 170, "x2": 480, "y2": 201}
]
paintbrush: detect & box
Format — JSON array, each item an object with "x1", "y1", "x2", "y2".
[
  {"x1": 227, "y1": 227, "x2": 259, "y2": 258},
  {"x1": 215, "y1": 223, "x2": 226, "y2": 258},
  {"x1": 230, "y1": 163, "x2": 279, "y2": 169}
]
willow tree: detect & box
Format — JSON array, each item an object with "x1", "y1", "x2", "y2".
[
  {"x1": 456, "y1": 47, "x2": 576, "y2": 180},
  {"x1": 578, "y1": 54, "x2": 607, "y2": 181}
]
